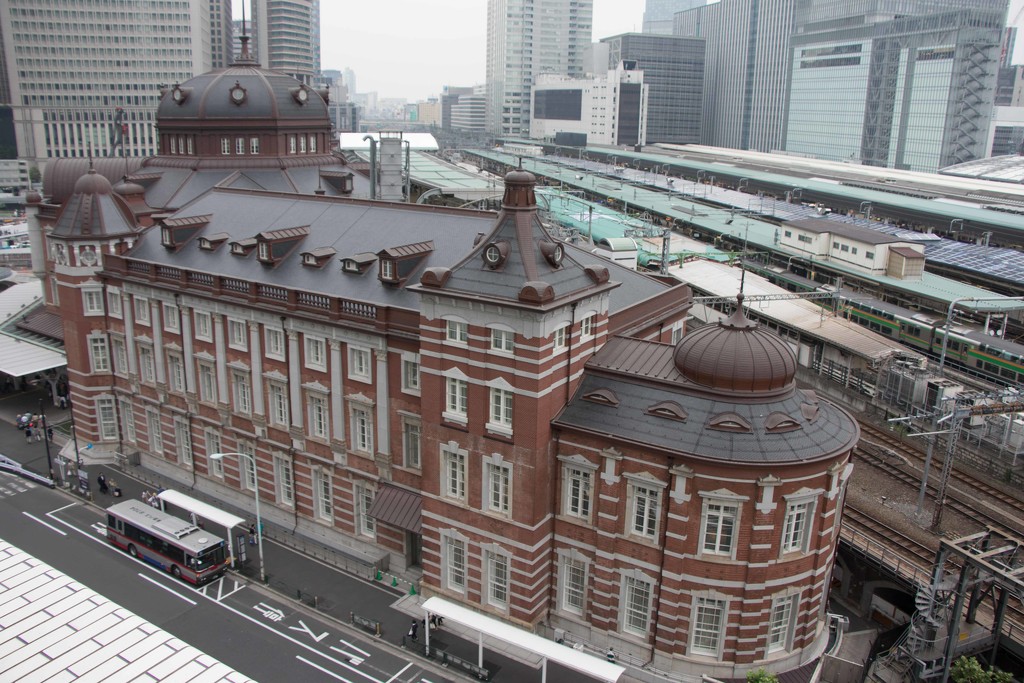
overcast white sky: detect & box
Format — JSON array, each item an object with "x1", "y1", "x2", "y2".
[{"x1": 237, "y1": 1, "x2": 1024, "y2": 100}]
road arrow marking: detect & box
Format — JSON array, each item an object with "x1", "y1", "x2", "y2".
[{"x1": 289, "y1": 619, "x2": 328, "y2": 642}]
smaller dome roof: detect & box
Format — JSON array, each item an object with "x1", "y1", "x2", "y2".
[
  {"x1": 51, "y1": 169, "x2": 139, "y2": 240},
  {"x1": 674, "y1": 297, "x2": 797, "y2": 395},
  {"x1": 113, "y1": 177, "x2": 145, "y2": 196},
  {"x1": 502, "y1": 169, "x2": 537, "y2": 208},
  {"x1": 73, "y1": 169, "x2": 113, "y2": 196}
]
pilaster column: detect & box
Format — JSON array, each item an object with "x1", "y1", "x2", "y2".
[{"x1": 375, "y1": 348, "x2": 389, "y2": 456}]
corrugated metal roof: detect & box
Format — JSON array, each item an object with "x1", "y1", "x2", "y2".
[
  {"x1": 379, "y1": 240, "x2": 433, "y2": 259},
  {"x1": 367, "y1": 484, "x2": 421, "y2": 533}
]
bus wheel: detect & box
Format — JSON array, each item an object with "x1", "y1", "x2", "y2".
[
  {"x1": 128, "y1": 545, "x2": 138, "y2": 558},
  {"x1": 171, "y1": 565, "x2": 181, "y2": 579}
]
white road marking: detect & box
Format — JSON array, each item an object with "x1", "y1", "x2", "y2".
[
  {"x1": 297, "y1": 655, "x2": 355, "y2": 682},
  {"x1": 22, "y1": 511, "x2": 67, "y2": 536},
  {"x1": 137, "y1": 573, "x2": 197, "y2": 605},
  {"x1": 289, "y1": 618, "x2": 329, "y2": 642},
  {"x1": 338, "y1": 638, "x2": 372, "y2": 658},
  {"x1": 383, "y1": 662, "x2": 412, "y2": 683},
  {"x1": 48, "y1": 501, "x2": 79, "y2": 514},
  {"x1": 328, "y1": 645, "x2": 365, "y2": 664}
]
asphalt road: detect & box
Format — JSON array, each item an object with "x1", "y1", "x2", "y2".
[{"x1": 0, "y1": 473, "x2": 452, "y2": 683}]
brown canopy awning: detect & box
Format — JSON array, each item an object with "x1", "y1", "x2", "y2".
[{"x1": 368, "y1": 484, "x2": 422, "y2": 534}]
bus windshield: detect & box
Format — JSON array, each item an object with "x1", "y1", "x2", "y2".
[{"x1": 195, "y1": 544, "x2": 227, "y2": 570}]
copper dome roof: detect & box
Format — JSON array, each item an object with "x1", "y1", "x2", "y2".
[{"x1": 674, "y1": 297, "x2": 797, "y2": 396}]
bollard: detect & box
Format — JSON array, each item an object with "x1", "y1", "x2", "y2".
[
  {"x1": 375, "y1": 570, "x2": 382, "y2": 581},
  {"x1": 391, "y1": 576, "x2": 398, "y2": 587},
  {"x1": 375, "y1": 621, "x2": 382, "y2": 637},
  {"x1": 409, "y1": 584, "x2": 417, "y2": 596}
]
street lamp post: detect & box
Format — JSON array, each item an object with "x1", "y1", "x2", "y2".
[
  {"x1": 38, "y1": 398, "x2": 53, "y2": 480},
  {"x1": 211, "y1": 452, "x2": 265, "y2": 583}
]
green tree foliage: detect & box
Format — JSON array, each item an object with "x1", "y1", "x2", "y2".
[
  {"x1": 950, "y1": 656, "x2": 1012, "y2": 683},
  {"x1": 747, "y1": 668, "x2": 779, "y2": 683}
]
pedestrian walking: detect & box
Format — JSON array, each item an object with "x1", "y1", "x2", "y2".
[
  {"x1": 24, "y1": 426, "x2": 32, "y2": 444},
  {"x1": 34, "y1": 425, "x2": 42, "y2": 441},
  {"x1": 408, "y1": 619, "x2": 418, "y2": 641},
  {"x1": 97, "y1": 473, "x2": 108, "y2": 495},
  {"x1": 248, "y1": 523, "x2": 257, "y2": 545},
  {"x1": 46, "y1": 426, "x2": 53, "y2": 441}
]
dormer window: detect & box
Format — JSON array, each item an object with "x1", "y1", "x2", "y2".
[
  {"x1": 646, "y1": 401, "x2": 687, "y2": 422},
  {"x1": 199, "y1": 233, "x2": 230, "y2": 251},
  {"x1": 708, "y1": 412, "x2": 753, "y2": 433},
  {"x1": 160, "y1": 214, "x2": 211, "y2": 250},
  {"x1": 540, "y1": 240, "x2": 565, "y2": 268},
  {"x1": 230, "y1": 238, "x2": 257, "y2": 256},
  {"x1": 582, "y1": 388, "x2": 619, "y2": 407},
  {"x1": 764, "y1": 412, "x2": 802, "y2": 433},
  {"x1": 258, "y1": 242, "x2": 270, "y2": 261},
  {"x1": 482, "y1": 241, "x2": 509, "y2": 269},
  {"x1": 375, "y1": 241, "x2": 433, "y2": 286},
  {"x1": 255, "y1": 226, "x2": 310, "y2": 266},
  {"x1": 301, "y1": 247, "x2": 336, "y2": 268},
  {"x1": 342, "y1": 252, "x2": 377, "y2": 274},
  {"x1": 380, "y1": 258, "x2": 396, "y2": 282},
  {"x1": 161, "y1": 227, "x2": 173, "y2": 247}
]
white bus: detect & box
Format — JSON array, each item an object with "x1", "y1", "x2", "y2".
[{"x1": 106, "y1": 499, "x2": 229, "y2": 585}]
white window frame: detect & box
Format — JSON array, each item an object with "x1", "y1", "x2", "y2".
[
  {"x1": 174, "y1": 417, "x2": 192, "y2": 466},
  {"x1": 88, "y1": 334, "x2": 110, "y2": 373},
  {"x1": 622, "y1": 574, "x2": 654, "y2": 636},
  {"x1": 198, "y1": 361, "x2": 217, "y2": 403},
  {"x1": 288, "y1": 135, "x2": 297, "y2": 154},
  {"x1": 235, "y1": 137, "x2": 245, "y2": 155},
  {"x1": 768, "y1": 594, "x2": 798, "y2": 654},
  {"x1": 275, "y1": 455, "x2": 295, "y2": 506},
  {"x1": 441, "y1": 444, "x2": 467, "y2": 501},
  {"x1": 264, "y1": 327, "x2": 285, "y2": 360},
  {"x1": 553, "y1": 325, "x2": 567, "y2": 350},
  {"x1": 206, "y1": 430, "x2": 223, "y2": 477},
  {"x1": 308, "y1": 392, "x2": 329, "y2": 439},
  {"x1": 250, "y1": 136, "x2": 260, "y2": 154},
  {"x1": 355, "y1": 483, "x2": 375, "y2": 537},
  {"x1": 227, "y1": 319, "x2": 248, "y2": 351},
  {"x1": 112, "y1": 337, "x2": 127, "y2": 376},
  {"x1": 445, "y1": 319, "x2": 468, "y2": 344},
  {"x1": 444, "y1": 376, "x2": 468, "y2": 423},
  {"x1": 484, "y1": 456, "x2": 512, "y2": 516},
  {"x1": 313, "y1": 469, "x2": 333, "y2": 522},
  {"x1": 97, "y1": 397, "x2": 117, "y2": 440},
  {"x1": 560, "y1": 555, "x2": 587, "y2": 615},
  {"x1": 580, "y1": 313, "x2": 595, "y2": 339},
  {"x1": 401, "y1": 354, "x2": 420, "y2": 395},
  {"x1": 690, "y1": 596, "x2": 728, "y2": 657},
  {"x1": 232, "y1": 370, "x2": 252, "y2": 415},
  {"x1": 134, "y1": 296, "x2": 150, "y2": 326},
  {"x1": 138, "y1": 345, "x2": 155, "y2": 383},
  {"x1": 781, "y1": 497, "x2": 816, "y2": 554},
  {"x1": 701, "y1": 499, "x2": 740, "y2": 558},
  {"x1": 194, "y1": 310, "x2": 212, "y2": 342},
  {"x1": 444, "y1": 534, "x2": 466, "y2": 593},
  {"x1": 107, "y1": 289, "x2": 122, "y2": 318},
  {"x1": 241, "y1": 448, "x2": 257, "y2": 492},
  {"x1": 563, "y1": 463, "x2": 594, "y2": 521},
  {"x1": 486, "y1": 549, "x2": 510, "y2": 607},
  {"x1": 167, "y1": 352, "x2": 185, "y2": 393},
  {"x1": 305, "y1": 336, "x2": 326, "y2": 371},
  {"x1": 402, "y1": 417, "x2": 421, "y2": 469},
  {"x1": 146, "y1": 408, "x2": 163, "y2": 454},
  {"x1": 490, "y1": 327, "x2": 514, "y2": 353},
  {"x1": 118, "y1": 398, "x2": 136, "y2": 443},
  {"x1": 221, "y1": 137, "x2": 231, "y2": 155},
  {"x1": 348, "y1": 347, "x2": 371, "y2": 382},
  {"x1": 487, "y1": 386, "x2": 514, "y2": 435},
  {"x1": 267, "y1": 380, "x2": 289, "y2": 426},
  {"x1": 350, "y1": 404, "x2": 373, "y2": 454},
  {"x1": 82, "y1": 288, "x2": 104, "y2": 315},
  {"x1": 629, "y1": 481, "x2": 661, "y2": 539},
  {"x1": 309, "y1": 135, "x2": 317, "y2": 153},
  {"x1": 162, "y1": 303, "x2": 179, "y2": 333}
]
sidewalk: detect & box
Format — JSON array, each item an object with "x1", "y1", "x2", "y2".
[{"x1": 0, "y1": 390, "x2": 590, "y2": 683}]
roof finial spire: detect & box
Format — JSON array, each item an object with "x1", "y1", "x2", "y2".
[{"x1": 236, "y1": 0, "x2": 255, "y2": 64}]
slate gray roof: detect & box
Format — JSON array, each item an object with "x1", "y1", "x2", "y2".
[
  {"x1": 554, "y1": 337, "x2": 859, "y2": 463},
  {"x1": 126, "y1": 188, "x2": 672, "y2": 315},
  {"x1": 50, "y1": 171, "x2": 139, "y2": 240},
  {"x1": 786, "y1": 218, "x2": 907, "y2": 246}
]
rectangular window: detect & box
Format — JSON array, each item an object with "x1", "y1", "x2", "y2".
[
  {"x1": 112, "y1": 337, "x2": 127, "y2": 375},
  {"x1": 305, "y1": 336, "x2": 326, "y2": 370},
  {"x1": 401, "y1": 356, "x2": 420, "y2": 394},
  {"x1": 565, "y1": 466, "x2": 592, "y2": 519},
  {"x1": 446, "y1": 536, "x2": 466, "y2": 591},
  {"x1": 490, "y1": 328, "x2": 514, "y2": 352},
  {"x1": 198, "y1": 362, "x2": 216, "y2": 403},
  {"x1": 267, "y1": 381, "x2": 289, "y2": 426},
  {"x1": 235, "y1": 137, "x2": 245, "y2": 155},
  {"x1": 768, "y1": 595, "x2": 797, "y2": 652},
  {"x1": 275, "y1": 456, "x2": 294, "y2": 506},
  {"x1": 313, "y1": 470, "x2": 333, "y2": 521},
  {"x1": 97, "y1": 398, "x2": 117, "y2": 440},
  {"x1": 228, "y1": 319, "x2": 247, "y2": 350},
  {"x1": 134, "y1": 296, "x2": 150, "y2": 325},
  {"x1": 866, "y1": 251, "x2": 874, "y2": 259},
  {"x1": 442, "y1": 447, "x2": 466, "y2": 500},
  {"x1": 631, "y1": 484, "x2": 660, "y2": 538},
  {"x1": 206, "y1": 430, "x2": 223, "y2": 477},
  {"x1": 782, "y1": 500, "x2": 813, "y2": 553},
  {"x1": 553, "y1": 325, "x2": 567, "y2": 350},
  {"x1": 692, "y1": 598, "x2": 726, "y2": 656},
  {"x1": 489, "y1": 387, "x2": 513, "y2": 430},
  {"x1": 83, "y1": 289, "x2": 103, "y2": 315},
  {"x1": 265, "y1": 327, "x2": 285, "y2": 359},
  {"x1": 89, "y1": 336, "x2": 110, "y2": 373},
  {"x1": 446, "y1": 319, "x2": 468, "y2": 343},
  {"x1": 403, "y1": 419, "x2": 421, "y2": 469},
  {"x1": 194, "y1": 311, "x2": 212, "y2": 341},
  {"x1": 351, "y1": 406, "x2": 372, "y2": 453},
  {"x1": 580, "y1": 314, "x2": 594, "y2": 338},
  {"x1": 166, "y1": 353, "x2": 185, "y2": 392},
  {"x1": 174, "y1": 418, "x2": 192, "y2": 466},
  {"x1": 487, "y1": 552, "x2": 509, "y2": 606},
  {"x1": 107, "y1": 290, "x2": 122, "y2": 318},
  {"x1": 241, "y1": 449, "x2": 257, "y2": 491},
  {"x1": 146, "y1": 408, "x2": 163, "y2": 454},
  {"x1": 445, "y1": 377, "x2": 468, "y2": 419},
  {"x1": 139, "y1": 346, "x2": 155, "y2": 383},
  {"x1": 299, "y1": 135, "x2": 307, "y2": 153},
  {"x1": 309, "y1": 135, "x2": 317, "y2": 153},
  {"x1": 486, "y1": 461, "x2": 511, "y2": 514},
  {"x1": 308, "y1": 393, "x2": 328, "y2": 439},
  {"x1": 250, "y1": 136, "x2": 260, "y2": 154},
  {"x1": 349, "y1": 347, "x2": 371, "y2": 381},
  {"x1": 702, "y1": 502, "x2": 738, "y2": 555},
  {"x1": 232, "y1": 371, "x2": 251, "y2": 414},
  {"x1": 221, "y1": 137, "x2": 230, "y2": 155},
  {"x1": 623, "y1": 576, "x2": 653, "y2": 635},
  {"x1": 562, "y1": 557, "x2": 586, "y2": 614},
  {"x1": 119, "y1": 398, "x2": 136, "y2": 443},
  {"x1": 356, "y1": 484, "x2": 375, "y2": 536},
  {"x1": 288, "y1": 135, "x2": 297, "y2": 153},
  {"x1": 162, "y1": 303, "x2": 179, "y2": 332}
]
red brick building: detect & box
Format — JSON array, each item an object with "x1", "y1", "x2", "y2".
[{"x1": 29, "y1": 59, "x2": 858, "y2": 679}]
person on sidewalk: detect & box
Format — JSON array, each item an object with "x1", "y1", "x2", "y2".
[
  {"x1": 46, "y1": 426, "x2": 53, "y2": 441},
  {"x1": 408, "y1": 619, "x2": 418, "y2": 641},
  {"x1": 248, "y1": 523, "x2": 257, "y2": 545},
  {"x1": 24, "y1": 426, "x2": 32, "y2": 444},
  {"x1": 34, "y1": 425, "x2": 42, "y2": 441},
  {"x1": 97, "y1": 473, "x2": 108, "y2": 495}
]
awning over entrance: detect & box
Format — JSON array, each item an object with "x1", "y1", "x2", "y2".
[
  {"x1": 421, "y1": 597, "x2": 625, "y2": 683},
  {"x1": 0, "y1": 335, "x2": 66, "y2": 376},
  {"x1": 368, "y1": 484, "x2": 422, "y2": 533}
]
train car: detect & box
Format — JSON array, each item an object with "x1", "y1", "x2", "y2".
[{"x1": 840, "y1": 294, "x2": 1024, "y2": 387}]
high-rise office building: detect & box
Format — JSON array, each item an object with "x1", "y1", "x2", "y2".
[
  {"x1": 675, "y1": 0, "x2": 798, "y2": 152},
  {"x1": 486, "y1": 0, "x2": 593, "y2": 137},
  {"x1": 0, "y1": 0, "x2": 232, "y2": 164},
  {"x1": 642, "y1": 0, "x2": 706, "y2": 35},
  {"x1": 251, "y1": 0, "x2": 321, "y2": 84},
  {"x1": 783, "y1": 0, "x2": 1008, "y2": 171},
  {"x1": 208, "y1": 0, "x2": 234, "y2": 68},
  {"x1": 602, "y1": 33, "x2": 705, "y2": 144}
]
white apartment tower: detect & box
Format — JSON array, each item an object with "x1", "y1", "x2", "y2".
[
  {"x1": 0, "y1": 0, "x2": 231, "y2": 165},
  {"x1": 251, "y1": 0, "x2": 321, "y2": 84},
  {"x1": 486, "y1": 0, "x2": 594, "y2": 136}
]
